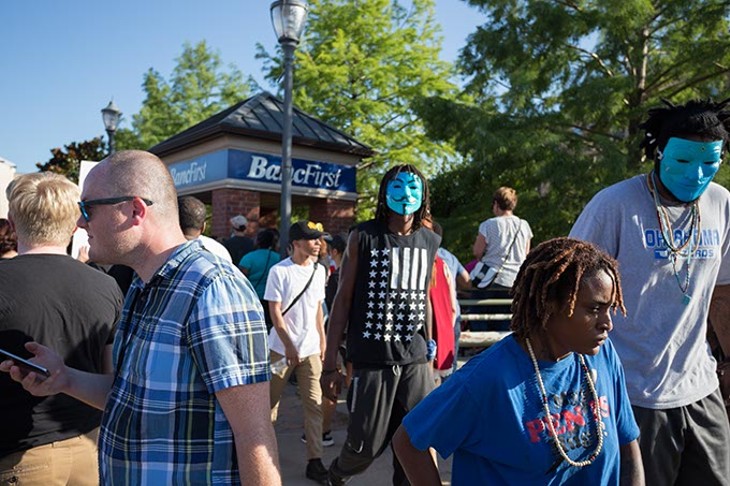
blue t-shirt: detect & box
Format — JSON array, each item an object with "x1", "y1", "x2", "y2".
[
  {"x1": 402, "y1": 335, "x2": 639, "y2": 485},
  {"x1": 240, "y1": 249, "x2": 281, "y2": 300}
]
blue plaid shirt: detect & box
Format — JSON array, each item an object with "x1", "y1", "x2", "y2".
[{"x1": 98, "y1": 240, "x2": 270, "y2": 484}]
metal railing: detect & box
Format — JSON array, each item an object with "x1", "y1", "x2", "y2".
[{"x1": 458, "y1": 297, "x2": 512, "y2": 348}]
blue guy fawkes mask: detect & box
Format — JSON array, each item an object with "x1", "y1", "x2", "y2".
[
  {"x1": 386, "y1": 172, "x2": 424, "y2": 215},
  {"x1": 658, "y1": 137, "x2": 724, "y2": 203}
]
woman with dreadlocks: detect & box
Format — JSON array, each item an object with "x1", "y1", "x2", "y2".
[
  {"x1": 393, "y1": 237, "x2": 643, "y2": 485},
  {"x1": 321, "y1": 164, "x2": 441, "y2": 485},
  {"x1": 570, "y1": 98, "x2": 730, "y2": 484}
]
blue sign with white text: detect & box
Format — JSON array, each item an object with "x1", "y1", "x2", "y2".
[
  {"x1": 228, "y1": 149, "x2": 356, "y2": 193},
  {"x1": 168, "y1": 150, "x2": 228, "y2": 189},
  {"x1": 168, "y1": 149, "x2": 357, "y2": 194}
]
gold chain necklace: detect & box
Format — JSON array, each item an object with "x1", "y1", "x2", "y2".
[{"x1": 525, "y1": 338, "x2": 604, "y2": 468}]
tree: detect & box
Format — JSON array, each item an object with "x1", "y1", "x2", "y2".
[
  {"x1": 36, "y1": 137, "x2": 107, "y2": 183},
  {"x1": 258, "y1": 0, "x2": 459, "y2": 218},
  {"x1": 36, "y1": 42, "x2": 253, "y2": 181},
  {"x1": 131, "y1": 41, "x2": 254, "y2": 149},
  {"x1": 420, "y1": 0, "x2": 730, "y2": 252}
]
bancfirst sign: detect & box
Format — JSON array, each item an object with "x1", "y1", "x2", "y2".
[{"x1": 168, "y1": 149, "x2": 357, "y2": 195}]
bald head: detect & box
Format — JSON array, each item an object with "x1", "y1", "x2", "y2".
[
  {"x1": 80, "y1": 150, "x2": 187, "y2": 279},
  {"x1": 89, "y1": 150, "x2": 179, "y2": 221}
]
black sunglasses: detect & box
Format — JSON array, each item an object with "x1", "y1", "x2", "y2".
[{"x1": 78, "y1": 196, "x2": 154, "y2": 222}]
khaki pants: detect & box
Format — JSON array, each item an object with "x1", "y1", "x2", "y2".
[
  {"x1": 0, "y1": 429, "x2": 99, "y2": 486},
  {"x1": 269, "y1": 351, "x2": 324, "y2": 460}
]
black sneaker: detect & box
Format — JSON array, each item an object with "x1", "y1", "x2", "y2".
[
  {"x1": 300, "y1": 431, "x2": 335, "y2": 447},
  {"x1": 306, "y1": 458, "x2": 329, "y2": 483},
  {"x1": 327, "y1": 459, "x2": 350, "y2": 486},
  {"x1": 322, "y1": 431, "x2": 334, "y2": 447}
]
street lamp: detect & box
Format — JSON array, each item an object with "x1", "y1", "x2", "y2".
[
  {"x1": 101, "y1": 100, "x2": 122, "y2": 155},
  {"x1": 270, "y1": 0, "x2": 308, "y2": 256}
]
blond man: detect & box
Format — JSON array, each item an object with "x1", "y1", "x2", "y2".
[{"x1": 0, "y1": 172, "x2": 123, "y2": 485}]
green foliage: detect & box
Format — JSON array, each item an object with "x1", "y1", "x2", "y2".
[
  {"x1": 36, "y1": 137, "x2": 107, "y2": 183},
  {"x1": 113, "y1": 127, "x2": 144, "y2": 152},
  {"x1": 257, "y1": 0, "x2": 459, "y2": 219},
  {"x1": 132, "y1": 41, "x2": 254, "y2": 149},
  {"x1": 424, "y1": 0, "x2": 730, "y2": 251}
]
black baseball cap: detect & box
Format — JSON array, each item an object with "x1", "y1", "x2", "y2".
[{"x1": 289, "y1": 220, "x2": 330, "y2": 241}]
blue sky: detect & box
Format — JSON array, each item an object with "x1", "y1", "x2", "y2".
[{"x1": 0, "y1": 0, "x2": 485, "y2": 174}]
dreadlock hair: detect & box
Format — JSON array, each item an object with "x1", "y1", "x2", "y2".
[
  {"x1": 639, "y1": 98, "x2": 730, "y2": 170},
  {"x1": 374, "y1": 164, "x2": 431, "y2": 231},
  {"x1": 510, "y1": 237, "x2": 626, "y2": 340}
]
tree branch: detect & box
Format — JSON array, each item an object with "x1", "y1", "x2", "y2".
[
  {"x1": 643, "y1": 58, "x2": 694, "y2": 94},
  {"x1": 552, "y1": 0, "x2": 584, "y2": 13},
  {"x1": 567, "y1": 44, "x2": 615, "y2": 77},
  {"x1": 663, "y1": 66, "x2": 730, "y2": 99},
  {"x1": 560, "y1": 124, "x2": 625, "y2": 141}
]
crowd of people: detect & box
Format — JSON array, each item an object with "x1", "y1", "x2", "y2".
[{"x1": 1, "y1": 97, "x2": 729, "y2": 486}]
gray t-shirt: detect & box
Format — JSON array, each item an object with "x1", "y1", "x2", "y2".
[
  {"x1": 478, "y1": 216, "x2": 533, "y2": 287},
  {"x1": 570, "y1": 174, "x2": 730, "y2": 408}
]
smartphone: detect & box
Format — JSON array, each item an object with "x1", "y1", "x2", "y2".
[{"x1": 0, "y1": 347, "x2": 51, "y2": 377}]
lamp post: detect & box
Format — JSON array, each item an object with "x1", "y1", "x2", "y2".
[
  {"x1": 101, "y1": 100, "x2": 122, "y2": 155},
  {"x1": 270, "y1": 0, "x2": 308, "y2": 257}
]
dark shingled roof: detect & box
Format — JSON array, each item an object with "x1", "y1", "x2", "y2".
[{"x1": 149, "y1": 91, "x2": 374, "y2": 158}]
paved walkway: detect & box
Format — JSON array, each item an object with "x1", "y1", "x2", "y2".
[{"x1": 274, "y1": 378, "x2": 453, "y2": 485}]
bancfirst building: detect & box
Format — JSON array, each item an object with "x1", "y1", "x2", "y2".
[{"x1": 150, "y1": 92, "x2": 374, "y2": 239}]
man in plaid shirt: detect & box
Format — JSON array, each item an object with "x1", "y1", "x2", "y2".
[{"x1": 1, "y1": 150, "x2": 280, "y2": 485}]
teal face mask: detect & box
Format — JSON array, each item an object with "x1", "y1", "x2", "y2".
[
  {"x1": 658, "y1": 137, "x2": 724, "y2": 202},
  {"x1": 386, "y1": 172, "x2": 423, "y2": 215}
]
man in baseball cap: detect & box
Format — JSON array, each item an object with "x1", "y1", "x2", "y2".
[
  {"x1": 289, "y1": 221, "x2": 330, "y2": 241},
  {"x1": 266, "y1": 219, "x2": 329, "y2": 481},
  {"x1": 223, "y1": 214, "x2": 254, "y2": 265}
]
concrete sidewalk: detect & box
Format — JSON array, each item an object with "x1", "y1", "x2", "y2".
[{"x1": 274, "y1": 379, "x2": 453, "y2": 485}]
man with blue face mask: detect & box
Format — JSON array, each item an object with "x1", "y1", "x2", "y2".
[
  {"x1": 385, "y1": 171, "x2": 424, "y2": 216},
  {"x1": 570, "y1": 99, "x2": 730, "y2": 484},
  {"x1": 321, "y1": 164, "x2": 441, "y2": 486}
]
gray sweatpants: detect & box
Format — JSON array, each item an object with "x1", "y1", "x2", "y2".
[
  {"x1": 329, "y1": 362, "x2": 434, "y2": 486},
  {"x1": 632, "y1": 387, "x2": 730, "y2": 485}
]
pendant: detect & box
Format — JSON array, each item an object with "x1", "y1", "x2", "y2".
[{"x1": 683, "y1": 294, "x2": 691, "y2": 305}]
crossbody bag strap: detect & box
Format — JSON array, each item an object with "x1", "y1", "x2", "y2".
[
  {"x1": 492, "y1": 219, "x2": 523, "y2": 276},
  {"x1": 282, "y1": 262, "x2": 318, "y2": 316}
]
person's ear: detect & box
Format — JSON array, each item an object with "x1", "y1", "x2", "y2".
[{"x1": 130, "y1": 197, "x2": 150, "y2": 225}]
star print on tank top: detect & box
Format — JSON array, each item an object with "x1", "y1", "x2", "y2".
[
  {"x1": 345, "y1": 220, "x2": 440, "y2": 367},
  {"x1": 362, "y1": 246, "x2": 429, "y2": 342}
]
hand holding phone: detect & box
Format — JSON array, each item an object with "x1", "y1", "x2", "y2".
[{"x1": 0, "y1": 347, "x2": 51, "y2": 377}]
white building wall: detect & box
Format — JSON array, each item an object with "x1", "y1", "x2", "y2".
[{"x1": 0, "y1": 157, "x2": 17, "y2": 218}]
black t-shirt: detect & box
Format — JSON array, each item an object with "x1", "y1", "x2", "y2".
[
  {"x1": 0, "y1": 254, "x2": 123, "y2": 455},
  {"x1": 223, "y1": 236, "x2": 255, "y2": 265},
  {"x1": 346, "y1": 220, "x2": 440, "y2": 367}
]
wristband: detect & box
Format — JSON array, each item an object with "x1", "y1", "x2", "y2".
[{"x1": 426, "y1": 339, "x2": 437, "y2": 361}]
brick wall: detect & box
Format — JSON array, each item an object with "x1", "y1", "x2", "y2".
[
  {"x1": 211, "y1": 189, "x2": 356, "y2": 239},
  {"x1": 309, "y1": 198, "x2": 356, "y2": 236},
  {"x1": 211, "y1": 189, "x2": 260, "y2": 239}
]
